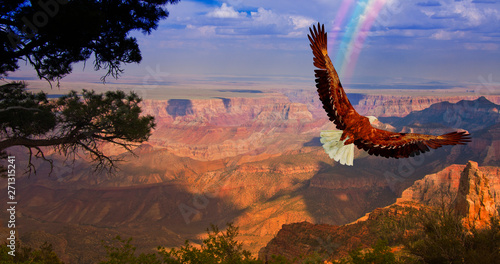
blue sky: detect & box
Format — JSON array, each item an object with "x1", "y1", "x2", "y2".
[{"x1": 11, "y1": 0, "x2": 500, "y2": 89}]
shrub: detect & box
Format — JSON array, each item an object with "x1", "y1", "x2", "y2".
[
  {"x1": 0, "y1": 242, "x2": 63, "y2": 263},
  {"x1": 405, "y1": 208, "x2": 500, "y2": 264}
]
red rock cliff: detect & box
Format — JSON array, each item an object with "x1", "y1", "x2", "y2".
[
  {"x1": 398, "y1": 162, "x2": 500, "y2": 208},
  {"x1": 453, "y1": 161, "x2": 498, "y2": 229}
]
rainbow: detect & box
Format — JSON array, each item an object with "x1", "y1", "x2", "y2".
[{"x1": 330, "y1": 0, "x2": 388, "y2": 83}]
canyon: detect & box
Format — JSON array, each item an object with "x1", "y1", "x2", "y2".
[
  {"x1": 260, "y1": 160, "x2": 500, "y2": 262},
  {"x1": 1, "y1": 88, "x2": 499, "y2": 263}
]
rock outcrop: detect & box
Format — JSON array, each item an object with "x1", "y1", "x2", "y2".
[
  {"x1": 258, "y1": 204, "x2": 419, "y2": 263},
  {"x1": 453, "y1": 161, "x2": 497, "y2": 229},
  {"x1": 261, "y1": 161, "x2": 500, "y2": 262},
  {"x1": 398, "y1": 162, "x2": 500, "y2": 209}
]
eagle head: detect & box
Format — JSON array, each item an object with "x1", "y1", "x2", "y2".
[{"x1": 367, "y1": 116, "x2": 378, "y2": 124}]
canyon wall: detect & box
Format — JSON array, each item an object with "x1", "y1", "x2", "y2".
[
  {"x1": 398, "y1": 161, "x2": 500, "y2": 209},
  {"x1": 135, "y1": 93, "x2": 500, "y2": 162},
  {"x1": 283, "y1": 88, "x2": 500, "y2": 118},
  {"x1": 355, "y1": 95, "x2": 500, "y2": 117},
  {"x1": 3, "y1": 90, "x2": 500, "y2": 263},
  {"x1": 138, "y1": 94, "x2": 320, "y2": 161},
  {"x1": 260, "y1": 161, "x2": 500, "y2": 262}
]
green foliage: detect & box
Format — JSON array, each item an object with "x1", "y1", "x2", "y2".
[
  {"x1": 0, "y1": 81, "x2": 56, "y2": 137},
  {"x1": 300, "y1": 252, "x2": 327, "y2": 264},
  {"x1": 56, "y1": 89, "x2": 155, "y2": 143},
  {"x1": 0, "y1": 82, "x2": 155, "y2": 174},
  {"x1": 1, "y1": 0, "x2": 180, "y2": 82},
  {"x1": 100, "y1": 236, "x2": 162, "y2": 264},
  {"x1": 345, "y1": 240, "x2": 398, "y2": 264},
  {"x1": 100, "y1": 223, "x2": 262, "y2": 264},
  {"x1": 160, "y1": 223, "x2": 261, "y2": 264},
  {"x1": 267, "y1": 252, "x2": 330, "y2": 264},
  {"x1": 405, "y1": 209, "x2": 465, "y2": 263},
  {"x1": 375, "y1": 205, "x2": 423, "y2": 245},
  {"x1": 405, "y1": 209, "x2": 500, "y2": 264},
  {"x1": 7, "y1": 217, "x2": 500, "y2": 264},
  {"x1": 268, "y1": 255, "x2": 292, "y2": 264},
  {"x1": 0, "y1": 242, "x2": 64, "y2": 263},
  {"x1": 466, "y1": 219, "x2": 500, "y2": 263},
  {"x1": 2, "y1": 0, "x2": 174, "y2": 174}
]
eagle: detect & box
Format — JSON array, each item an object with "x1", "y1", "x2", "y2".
[{"x1": 308, "y1": 23, "x2": 471, "y2": 166}]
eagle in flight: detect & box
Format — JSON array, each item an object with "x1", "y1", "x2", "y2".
[{"x1": 308, "y1": 23, "x2": 471, "y2": 166}]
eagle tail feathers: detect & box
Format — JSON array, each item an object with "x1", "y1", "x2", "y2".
[{"x1": 320, "y1": 130, "x2": 354, "y2": 166}]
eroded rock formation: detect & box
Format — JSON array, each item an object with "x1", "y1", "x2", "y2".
[
  {"x1": 261, "y1": 161, "x2": 500, "y2": 262},
  {"x1": 453, "y1": 161, "x2": 498, "y2": 229}
]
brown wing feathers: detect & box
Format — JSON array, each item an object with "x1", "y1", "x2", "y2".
[
  {"x1": 354, "y1": 131, "x2": 470, "y2": 159},
  {"x1": 309, "y1": 23, "x2": 349, "y2": 130},
  {"x1": 309, "y1": 23, "x2": 471, "y2": 160},
  {"x1": 308, "y1": 23, "x2": 327, "y2": 69}
]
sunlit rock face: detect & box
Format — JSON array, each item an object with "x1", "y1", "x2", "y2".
[
  {"x1": 140, "y1": 95, "x2": 316, "y2": 161},
  {"x1": 259, "y1": 161, "x2": 500, "y2": 262},
  {"x1": 453, "y1": 161, "x2": 498, "y2": 230},
  {"x1": 398, "y1": 161, "x2": 500, "y2": 210},
  {"x1": 397, "y1": 160, "x2": 499, "y2": 230}
]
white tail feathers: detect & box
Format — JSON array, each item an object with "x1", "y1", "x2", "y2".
[{"x1": 320, "y1": 130, "x2": 354, "y2": 166}]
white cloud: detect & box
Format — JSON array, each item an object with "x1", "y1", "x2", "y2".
[
  {"x1": 451, "y1": 0, "x2": 484, "y2": 26},
  {"x1": 187, "y1": 24, "x2": 217, "y2": 37},
  {"x1": 431, "y1": 30, "x2": 465, "y2": 40},
  {"x1": 289, "y1": 15, "x2": 315, "y2": 30},
  {"x1": 427, "y1": 0, "x2": 500, "y2": 28},
  {"x1": 31, "y1": 0, "x2": 500, "y2": 85},
  {"x1": 249, "y1": 7, "x2": 314, "y2": 36},
  {"x1": 250, "y1": 7, "x2": 313, "y2": 29},
  {"x1": 207, "y1": 3, "x2": 245, "y2": 18},
  {"x1": 250, "y1": 7, "x2": 281, "y2": 25},
  {"x1": 377, "y1": 0, "x2": 500, "y2": 33}
]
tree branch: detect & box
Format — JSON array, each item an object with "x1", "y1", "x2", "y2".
[
  {"x1": 1, "y1": 84, "x2": 155, "y2": 175},
  {"x1": 0, "y1": 106, "x2": 43, "y2": 113},
  {"x1": 0, "y1": 136, "x2": 83, "y2": 151}
]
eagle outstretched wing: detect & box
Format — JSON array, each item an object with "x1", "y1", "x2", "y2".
[
  {"x1": 308, "y1": 23, "x2": 471, "y2": 159},
  {"x1": 308, "y1": 23, "x2": 360, "y2": 131}
]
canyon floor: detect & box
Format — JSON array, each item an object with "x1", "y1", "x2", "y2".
[{"x1": 1, "y1": 83, "x2": 500, "y2": 263}]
